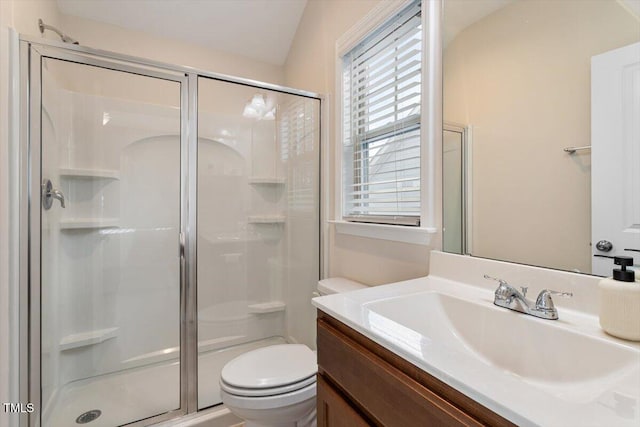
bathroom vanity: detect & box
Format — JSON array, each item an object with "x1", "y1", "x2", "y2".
[
  {"x1": 316, "y1": 311, "x2": 513, "y2": 426},
  {"x1": 313, "y1": 252, "x2": 640, "y2": 427}
]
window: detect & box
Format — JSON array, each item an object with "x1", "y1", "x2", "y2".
[{"x1": 342, "y1": 0, "x2": 422, "y2": 226}]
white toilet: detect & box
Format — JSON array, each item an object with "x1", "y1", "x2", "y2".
[{"x1": 220, "y1": 278, "x2": 366, "y2": 427}]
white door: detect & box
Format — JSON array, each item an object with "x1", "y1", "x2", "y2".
[{"x1": 592, "y1": 42, "x2": 640, "y2": 276}]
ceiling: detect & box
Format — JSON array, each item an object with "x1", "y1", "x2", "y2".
[
  {"x1": 56, "y1": 0, "x2": 308, "y2": 66},
  {"x1": 55, "y1": 0, "x2": 640, "y2": 64}
]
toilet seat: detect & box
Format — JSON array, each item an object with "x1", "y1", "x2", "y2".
[
  {"x1": 221, "y1": 344, "x2": 317, "y2": 390},
  {"x1": 221, "y1": 373, "x2": 316, "y2": 397}
]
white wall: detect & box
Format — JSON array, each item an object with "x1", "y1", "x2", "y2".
[
  {"x1": 0, "y1": 1, "x2": 24, "y2": 425},
  {"x1": 0, "y1": 5, "x2": 15, "y2": 427},
  {"x1": 10, "y1": 0, "x2": 63, "y2": 37},
  {"x1": 284, "y1": 0, "x2": 432, "y2": 285}
]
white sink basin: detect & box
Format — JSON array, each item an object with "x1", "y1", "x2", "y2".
[
  {"x1": 312, "y1": 253, "x2": 640, "y2": 426},
  {"x1": 364, "y1": 292, "x2": 638, "y2": 385}
]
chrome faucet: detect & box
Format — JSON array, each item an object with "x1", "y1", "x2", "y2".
[{"x1": 484, "y1": 275, "x2": 573, "y2": 320}]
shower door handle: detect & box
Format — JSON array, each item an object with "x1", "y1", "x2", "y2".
[
  {"x1": 42, "y1": 179, "x2": 66, "y2": 209},
  {"x1": 179, "y1": 232, "x2": 186, "y2": 289}
]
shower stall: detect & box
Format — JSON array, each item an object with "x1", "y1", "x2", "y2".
[{"x1": 18, "y1": 37, "x2": 321, "y2": 426}]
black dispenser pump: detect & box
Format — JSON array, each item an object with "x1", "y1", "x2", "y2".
[{"x1": 613, "y1": 256, "x2": 635, "y2": 282}]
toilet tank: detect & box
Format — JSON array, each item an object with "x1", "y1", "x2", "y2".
[{"x1": 317, "y1": 277, "x2": 366, "y2": 296}]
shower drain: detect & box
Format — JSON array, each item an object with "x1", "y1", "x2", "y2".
[{"x1": 76, "y1": 409, "x2": 102, "y2": 424}]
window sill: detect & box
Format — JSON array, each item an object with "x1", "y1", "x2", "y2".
[{"x1": 330, "y1": 220, "x2": 437, "y2": 246}]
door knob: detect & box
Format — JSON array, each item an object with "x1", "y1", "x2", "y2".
[
  {"x1": 595, "y1": 240, "x2": 613, "y2": 252},
  {"x1": 42, "y1": 179, "x2": 65, "y2": 210}
]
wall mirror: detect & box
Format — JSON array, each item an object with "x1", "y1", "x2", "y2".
[{"x1": 442, "y1": 0, "x2": 640, "y2": 276}]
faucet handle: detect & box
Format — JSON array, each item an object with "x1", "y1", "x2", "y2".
[
  {"x1": 484, "y1": 274, "x2": 523, "y2": 293},
  {"x1": 483, "y1": 274, "x2": 508, "y2": 286},
  {"x1": 484, "y1": 275, "x2": 517, "y2": 301},
  {"x1": 535, "y1": 289, "x2": 573, "y2": 310}
]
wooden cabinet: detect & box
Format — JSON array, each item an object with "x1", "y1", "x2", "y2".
[
  {"x1": 316, "y1": 311, "x2": 516, "y2": 427},
  {"x1": 317, "y1": 374, "x2": 371, "y2": 427}
]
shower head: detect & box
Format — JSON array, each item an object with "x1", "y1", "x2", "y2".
[{"x1": 38, "y1": 18, "x2": 79, "y2": 45}]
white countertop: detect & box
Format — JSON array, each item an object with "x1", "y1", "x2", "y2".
[{"x1": 312, "y1": 252, "x2": 640, "y2": 427}]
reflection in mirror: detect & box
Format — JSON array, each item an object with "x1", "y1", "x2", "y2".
[
  {"x1": 443, "y1": 124, "x2": 466, "y2": 255},
  {"x1": 443, "y1": 0, "x2": 640, "y2": 275}
]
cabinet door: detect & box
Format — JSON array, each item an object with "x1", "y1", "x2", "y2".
[{"x1": 317, "y1": 375, "x2": 371, "y2": 427}]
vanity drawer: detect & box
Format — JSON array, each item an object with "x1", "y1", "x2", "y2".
[{"x1": 317, "y1": 311, "x2": 515, "y2": 427}]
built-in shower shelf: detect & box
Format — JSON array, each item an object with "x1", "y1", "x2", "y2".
[
  {"x1": 60, "y1": 168, "x2": 120, "y2": 180},
  {"x1": 247, "y1": 215, "x2": 285, "y2": 224},
  {"x1": 248, "y1": 176, "x2": 285, "y2": 185},
  {"x1": 60, "y1": 327, "x2": 118, "y2": 351},
  {"x1": 247, "y1": 301, "x2": 286, "y2": 314},
  {"x1": 60, "y1": 218, "x2": 119, "y2": 230}
]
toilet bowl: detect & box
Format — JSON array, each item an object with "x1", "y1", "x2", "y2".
[
  {"x1": 220, "y1": 344, "x2": 317, "y2": 427},
  {"x1": 220, "y1": 278, "x2": 366, "y2": 427}
]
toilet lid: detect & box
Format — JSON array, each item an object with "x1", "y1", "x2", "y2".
[{"x1": 221, "y1": 344, "x2": 317, "y2": 389}]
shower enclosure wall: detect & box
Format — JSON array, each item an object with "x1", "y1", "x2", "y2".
[{"x1": 19, "y1": 38, "x2": 321, "y2": 427}]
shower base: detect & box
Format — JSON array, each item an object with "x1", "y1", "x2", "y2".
[{"x1": 45, "y1": 336, "x2": 286, "y2": 427}]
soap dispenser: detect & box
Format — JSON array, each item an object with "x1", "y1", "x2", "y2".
[{"x1": 599, "y1": 256, "x2": 640, "y2": 341}]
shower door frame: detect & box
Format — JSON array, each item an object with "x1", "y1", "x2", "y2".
[
  {"x1": 20, "y1": 40, "x2": 195, "y2": 427},
  {"x1": 18, "y1": 36, "x2": 324, "y2": 427}
]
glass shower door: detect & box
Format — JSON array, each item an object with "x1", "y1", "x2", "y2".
[
  {"x1": 196, "y1": 77, "x2": 320, "y2": 409},
  {"x1": 38, "y1": 56, "x2": 183, "y2": 426}
]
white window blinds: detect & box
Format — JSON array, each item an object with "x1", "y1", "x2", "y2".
[{"x1": 342, "y1": 0, "x2": 422, "y2": 226}]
